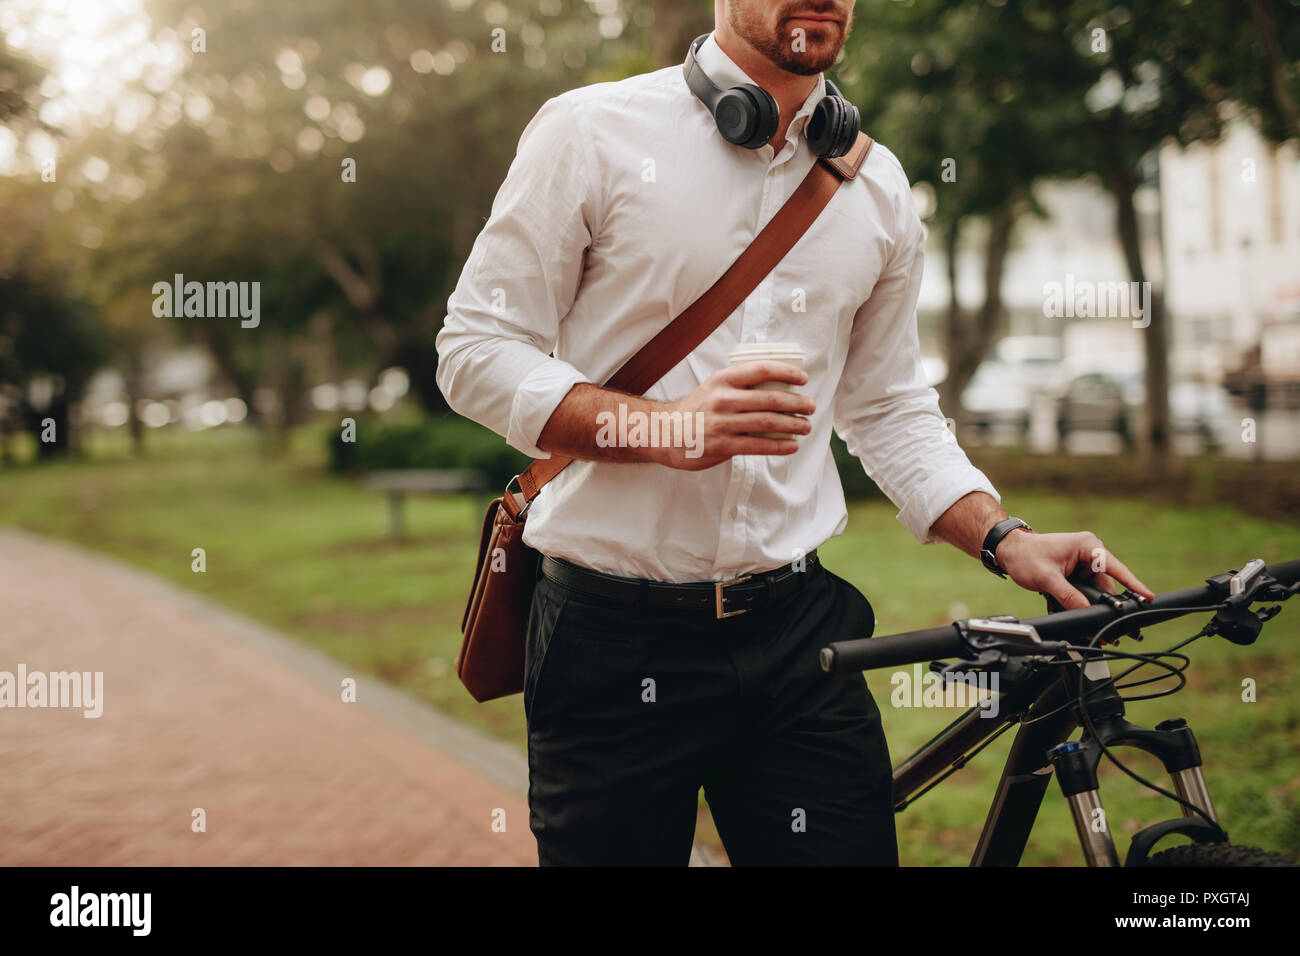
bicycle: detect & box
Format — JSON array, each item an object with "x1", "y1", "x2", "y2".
[{"x1": 819, "y1": 557, "x2": 1300, "y2": 866}]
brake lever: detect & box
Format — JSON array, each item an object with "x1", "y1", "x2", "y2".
[{"x1": 956, "y1": 617, "x2": 1070, "y2": 659}]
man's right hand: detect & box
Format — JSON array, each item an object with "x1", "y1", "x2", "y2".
[{"x1": 656, "y1": 361, "x2": 815, "y2": 471}]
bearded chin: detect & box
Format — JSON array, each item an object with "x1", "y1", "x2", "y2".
[{"x1": 767, "y1": 26, "x2": 844, "y2": 75}]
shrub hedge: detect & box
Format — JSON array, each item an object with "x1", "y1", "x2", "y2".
[{"x1": 330, "y1": 414, "x2": 883, "y2": 499}]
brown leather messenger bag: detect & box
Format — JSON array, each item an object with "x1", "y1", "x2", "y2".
[{"x1": 457, "y1": 131, "x2": 875, "y2": 702}]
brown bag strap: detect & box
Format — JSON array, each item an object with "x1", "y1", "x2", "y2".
[{"x1": 508, "y1": 131, "x2": 875, "y2": 511}]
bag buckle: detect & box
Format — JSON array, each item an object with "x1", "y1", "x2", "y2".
[
  {"x1": 502, "y1": 474, "x2": 531, "y2": 520},
  {"x1": 715, "y1": 575, "x2": 753, "y2": 619}
]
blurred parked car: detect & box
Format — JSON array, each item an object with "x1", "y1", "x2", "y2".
[
  {"x1": 960, "y1": 338, "x2": 1062, "y2": 437},
  {"x1": 1169, "y1": 380, "x2": 1235, "y2": 450},
  {"x1": 1055, "y1": 371, "x2": 1135, "y2": 447},
  {"x1": 994, "y1": 335, "x2": 1062, "y2": 390},
  {"x1": 1053, "y1": 366, "x2": 1233, "y2": 451},
  {"x1": 962, "y1": 361, "x2": 1033, "y2": 434}
]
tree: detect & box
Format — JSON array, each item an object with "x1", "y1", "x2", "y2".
[
  {"x1": 844, "y1": 0, "x2": 1300, "y2": 476},
  {"x1": 839, "y1": 0, "x2": 1093, "y2": 420},
  {"x1": 82, "y1": 0, "x2": 635, "y2": 428},
  {"x1": 0, "y1": 221, "x2": 110, "y2": 460},
  {"x1": 1049, "y1": 0, "x2": 1298, "y2": 476},
  {"x1": 0, "y1": 39, "x2": 109, "y2": 459}
]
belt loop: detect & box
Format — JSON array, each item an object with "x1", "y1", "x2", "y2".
[{"x1": 637, "y1": 579, "x2": 648, "y2": 616}]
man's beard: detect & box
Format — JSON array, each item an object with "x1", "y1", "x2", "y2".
[{"x1": 729, "y1": 6, "x2": 849, "y2": 76}]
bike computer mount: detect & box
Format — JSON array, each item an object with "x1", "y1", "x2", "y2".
[{"x1": 1203, "y1": 558, "x2": 1294, "y2": 646}]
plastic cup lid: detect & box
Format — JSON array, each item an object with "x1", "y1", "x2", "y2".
[{"x1": 728, "y1": 342, "x2": 805, "y2": 362}]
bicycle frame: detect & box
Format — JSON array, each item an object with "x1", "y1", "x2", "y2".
[{"x1": 889, "y1": 652, "x2": 1225, "y2": 866}]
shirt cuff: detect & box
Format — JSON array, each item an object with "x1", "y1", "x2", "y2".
[
  {"x1": 896, "y1": 465, "x2": 1001, "y2": 545},
  {"x1": 506, "y1": 358, "x2": 592, "y2": 459}
]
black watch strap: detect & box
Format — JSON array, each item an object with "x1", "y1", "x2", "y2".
[{"x1": 981, "y1": 517, "x2": 1031, "y2": 577}]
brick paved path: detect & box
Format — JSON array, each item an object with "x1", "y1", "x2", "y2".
[{"x1": 0, "y1": 529, "x2": 537, "y2": 866}]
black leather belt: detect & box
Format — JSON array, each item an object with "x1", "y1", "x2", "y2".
[{"x1": 539, "y1": 550, "x2": 820, "y2": 619}]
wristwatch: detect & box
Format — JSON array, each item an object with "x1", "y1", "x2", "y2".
[{"x1": 980, "y1": 517, "x2": 1032, "y2": 578}]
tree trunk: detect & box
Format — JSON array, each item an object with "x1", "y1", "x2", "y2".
[
  {"x1": 937, "y1": 203, "x2": 1017, "y2": 420},
  {"x1": 937, "y1": 216, "x2": 963, "y2": 416},
  {"x1": 1108, "y1": 160, "x2": 1174, "y2": 478},
  {"x1": 124, "y1": 347, "x2": 146, "y2": 456},
  {"x1": 28, "y1": 395, "x2": 70, "y2": 459},
  {"x1": 1248, "y1": 0, "x2": 1300, "y2": 139},
  {"x1": 389, "y1": 336, "x2": 450, "y2": 414},
  {"x1": 262, "y1": 330, "x2": 306, "y2": 456},
  {"x1": 197, "y1": 324, "x2": 261, "y2": 427},
  {"x1": 0, "y1": 399, "x2": 12, "y2": 466}
]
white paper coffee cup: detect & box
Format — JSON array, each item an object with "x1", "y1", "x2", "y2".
[{"x1": 727, "y1": 342, "x2": 806, "y2": 439}]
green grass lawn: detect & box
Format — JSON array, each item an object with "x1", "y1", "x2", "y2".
[{"x1": 2, "y1": 425, "x2": 1298, "y2": 865}]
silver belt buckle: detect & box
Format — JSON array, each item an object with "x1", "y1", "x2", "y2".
[{"x1": 715, "y1": 574, "x2": 753, "y2": 619}]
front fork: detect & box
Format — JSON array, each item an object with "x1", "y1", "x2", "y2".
[{"x1": 1047, "y1": 660, "x2": 1223, "y2": 866}]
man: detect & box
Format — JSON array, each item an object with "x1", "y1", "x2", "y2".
[{"x1": 436, "y1": 0, "x2": 1153, "y2": 866}]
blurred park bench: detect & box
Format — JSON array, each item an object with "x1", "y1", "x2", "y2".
[{"x1": 364, "y1": 469, "x2": 488, "y2": 540}]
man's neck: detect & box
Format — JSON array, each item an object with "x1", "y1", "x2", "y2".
[{"x1": 713, "y1": 31, "x2": 818, "y2": 155}]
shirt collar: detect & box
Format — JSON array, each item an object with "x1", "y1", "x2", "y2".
[{"x1": 692, "y1": 31, "x2": 827, "y2": 152}]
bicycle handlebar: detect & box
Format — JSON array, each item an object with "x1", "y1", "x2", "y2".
[{"x1": 820, "y1": 558, "x2": 1300, "y2": 674}]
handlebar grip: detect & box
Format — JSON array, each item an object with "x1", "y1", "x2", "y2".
[
  {"x1": 820, "y1": 624, "x2": 965, "y2": 674},
  {"x1": 1267, "y1": 558, "x2": 1300, "y2": 587}
]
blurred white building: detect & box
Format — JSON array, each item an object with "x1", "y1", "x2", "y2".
[
  {"x1": 918, "y1": 115, "x2": 1300, "y2": 386},
  {"x1": 917, "y1": 178, "x2": 1163, "y2": 364},
  {"x1": 1160, "y1": 117, "x2": 1300, "y2": 384}
]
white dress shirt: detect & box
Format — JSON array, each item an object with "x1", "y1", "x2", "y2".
[{"x1": 436, "y1": 32, "x2": 999, "y2": 583}]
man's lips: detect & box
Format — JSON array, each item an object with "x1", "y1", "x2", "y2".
[{"x1": 787, "y1": 13, "x2": 841, "y2": 26}]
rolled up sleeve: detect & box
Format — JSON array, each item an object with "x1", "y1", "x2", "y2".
[
  {"x1": 435, "y1": 95, "x2": 597, "y2": 459},
  {"x1": 832, "y1": 185, "x2": 999, "y2": 544}
]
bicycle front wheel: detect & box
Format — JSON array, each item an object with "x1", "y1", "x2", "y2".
[{"x1": 1142, "y1": 844, "x2": 1296, "y2": 866}]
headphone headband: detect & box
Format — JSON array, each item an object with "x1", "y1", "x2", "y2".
[{"x1": 682, "y1": 34, "x2": 720, "y2": 111}]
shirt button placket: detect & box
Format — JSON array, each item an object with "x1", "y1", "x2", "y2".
[
  {"x1": 717, "y1": 162, "x2": 778, "y2": 575},
  {"x1": 755, "y1": 163, "x2": 782, "y2": 341}
]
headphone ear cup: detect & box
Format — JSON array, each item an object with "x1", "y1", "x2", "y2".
[
  {"x1": 808, "y1": 95, "x2": 859, "y2": 158},
  {"x1": 726, "y1": 84, "x2": 778, "y2": 149},
  {"x1": 836, "y1": 100, "x2": 861, "y2": 157},
  {"x1": 713, "y1": 89, "x2": 758, "y2": 147}
]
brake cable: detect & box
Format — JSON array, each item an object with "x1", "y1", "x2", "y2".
[
  {"x1": 895, "y1": 642, "x2": 1187, "y2": 811},
  {"x1": 1073, "y1": 606, "x2": 1224, "y2": 831},
  {"x1": 896, "y1": 577, "x2": 1298, "y2": 814},
  {"x1": 1018, "y1": 645, "x2": 1189, "y2": 727},
  {"x1": 894, "y1": 718, "x2": 1016, "y2": 813}
]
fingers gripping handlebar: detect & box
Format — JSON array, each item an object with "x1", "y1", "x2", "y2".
[{"x1": 819, "y1": 558, "x2": 1300, "y2": 674}]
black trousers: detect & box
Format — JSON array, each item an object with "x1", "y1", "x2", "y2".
[{"x1": 523, "y1": 559, "x2": 898, "y2": 866}]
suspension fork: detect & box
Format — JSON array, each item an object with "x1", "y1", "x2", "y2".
[
  {"x1": 1049, "y1": 740, "x2": 1121, "y2": 866},
  {"x1": 1048, "y1": 658, "x2": 1222, "y2": 865},
  {"x1": 1160, "y1": 718, "x2": 1218, "y2": 824}
]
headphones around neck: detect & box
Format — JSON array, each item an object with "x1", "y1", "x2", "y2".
[{"x1": 682, "y1": 33, "x2": 860, "y2": 159}]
